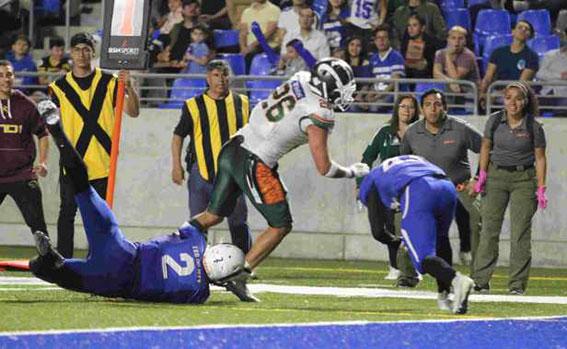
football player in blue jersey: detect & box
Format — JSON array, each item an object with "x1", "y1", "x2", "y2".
[
  {"x1": 28, "y1": 100, "x2": 254, "y2": 304},
  {"x1": 358, "y1": 155, "x2": 475, "y2": 314}
]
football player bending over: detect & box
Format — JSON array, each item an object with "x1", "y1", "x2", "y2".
[
  {"x1": 359, "y1": 155, "x2": 475, "y2": 314},
  {"x1": 182, "y1": 57, "x2": 370, "y2": 302},
  {"x1": 29, "y1": 100, "x2": 247, "y2": 304}
]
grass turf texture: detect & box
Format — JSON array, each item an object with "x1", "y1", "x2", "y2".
[{"x1": 0, "y1": 246, "x2": 566, "y2": 332}]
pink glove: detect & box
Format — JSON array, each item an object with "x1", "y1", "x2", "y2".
[
  {"x1": 474, "y1": 170, "x2": 487, "y2": 193},
  {"x1": 536, "y1": 186, "x2": 548, "y2": 209}
]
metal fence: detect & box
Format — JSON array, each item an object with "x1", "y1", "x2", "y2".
[{"x1": 13, "y1": 71, "x2": 567, "y2": 116}]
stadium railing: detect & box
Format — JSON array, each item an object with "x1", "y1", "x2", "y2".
[{"x1": 13, "y1": 72, "x2": 567, "y2": 117}]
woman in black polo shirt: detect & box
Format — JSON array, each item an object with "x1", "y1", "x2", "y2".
[{"x1": 472, "y1": 81, "x2": 547, "y2": 295}]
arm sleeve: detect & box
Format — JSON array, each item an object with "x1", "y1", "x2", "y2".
[
  {"x1": 173, "y1": 104, "x2": 193, "y2": 137},
  {"x1": 464, "y1": 121, "x2": 483, "y2": 153},
  {"x1": 533, "y1": 121, "x2": 546, "y2": 148},
  {"x1": 356, "y1": 128, "x2": 385, "y2": 187},
  {"x1": 525, "y1": 50, "x2": 539, "y2": 72},
  {"x1": 483, "y1": 114, "x2": 497, "y2": 141},
  {"x1": 31, "y1": 107, "x2": 48, "y2": 137},
  {"x1": 399, "y1": 131, "x2": 412, "y2": 155}
]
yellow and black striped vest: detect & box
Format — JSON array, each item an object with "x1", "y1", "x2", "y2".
[
  {"x1": 49, "y1": 68, "x2": 117, "y2": 181},
  {"x1": 185, "y1": 92, "x2": 249, "y2": 181}
]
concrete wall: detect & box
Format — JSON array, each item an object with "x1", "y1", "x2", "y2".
[{"x1": 1, "y1": 109, "x2": 566, "y2": 267}]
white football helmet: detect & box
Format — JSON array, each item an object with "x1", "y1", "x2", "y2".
[
  {"x1": 202, "y1": 244, "x2": 245, "y2": 283},
  {"x1": 309, "y1": 57, "x2": 356, "y2": 111}
]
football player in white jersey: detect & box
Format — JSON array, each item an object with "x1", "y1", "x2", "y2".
[{"x1": 181, "y1": 58, "x2": 370, "y2": 302}]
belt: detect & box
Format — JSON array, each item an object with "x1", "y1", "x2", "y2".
[{"x1": 494, "y1": 163, "x2": 534, "y2": 172}]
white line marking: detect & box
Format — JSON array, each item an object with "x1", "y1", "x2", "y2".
[{"x1": 2, "y1": 277, "x2": 567, "y2": 304}]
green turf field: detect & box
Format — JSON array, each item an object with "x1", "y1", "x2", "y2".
[{"x1": 1, "y1": 246, "x2": 566, "y2": 332}]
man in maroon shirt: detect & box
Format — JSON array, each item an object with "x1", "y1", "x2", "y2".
[{"x1": 0, "y1": 60, "x2": 50, "y2": 235}]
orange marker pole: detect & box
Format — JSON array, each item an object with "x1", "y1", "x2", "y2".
[{"x1": 106, "y1": 78, "x2": 126, "y2": 208}]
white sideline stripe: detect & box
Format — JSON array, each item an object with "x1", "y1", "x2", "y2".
[
  {"x1": 2, "y1": 277, "x2": 567, "y2": 304},
  {"x1": 241, "y1": 284, "x2": 567, "y2": 305},
  {"x1": 0, "y1": 315, "x2": 565, "y2": 337}
]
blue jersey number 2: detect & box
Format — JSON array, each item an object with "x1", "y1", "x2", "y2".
[{"x1": 162, "y1": 253, "x2": 195, "y2": 279}]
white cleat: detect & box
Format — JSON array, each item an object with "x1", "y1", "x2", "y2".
[
  {"x1": 451, "y1": 272, "x2": 474, "y2": 314},
  {"x1": 384, "y1": 266, "x2": 400, "y2": 280},
  {"x1": 437, "y1": 290, "x2": 453, "y2": 312},
  {"x1": 225, "y1": 279, "x2": 260, "y2": 302}
]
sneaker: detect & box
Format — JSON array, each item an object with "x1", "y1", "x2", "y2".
[
  {"x1": 474, "y1": 283, "x2": 490, "y2": 294},
  {"x1": 225, "y1": 279, "x2": 260, "y2": 302},
  {"x1": 451, "y1": 272, "x2": 474, "y2": 314},
  {"x1": 459, "y1": 251, "x2": 472, "y2": 266},
  {"x1": 509, "y1": 289, "x2": 525, "y2": 296},
  {"x1": 437, "y1": 290, "x2": 453, "y2": 312},
  {"x1": 32, "y1": 231, "x2": 64, "y2": 268},
  {"x1": 384, "y1": 266, "x2": 400, "y2": 280},
  {"x1": 397, "y1": 277, "x2": 420, "y2": 288}
]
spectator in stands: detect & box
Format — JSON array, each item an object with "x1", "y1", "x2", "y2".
[
  {"x1": 433, "y1": 26, "x2": 481, "y2": 94},
  {"x1": 157, "y1": 0, "x2": 184, "y2": 35},
  {"x1": 321, "y1": 0, "x2": 350, "y2": 55},
  {"x1": 343, "y1": 35, "x2": 371, "y2": 111},
  {"x1": 239, "y1": 0, "x2": 281, "y2": 72},
  {"x1": 277, "y1": 39, "x2": 309, "y2": 75},
  {"x1": 6, "y1": 35, "x2": 38, "y2": 94},
  {"x1": 157, "y1": 0, "x2": 203, "y2": 68},
  {"x1": 536, "y1": 27, "x2": 567, "y2": 117},
  {"x1": 199, "y1": 0, "x2": 232, "y2": 30},
  {"x1": 281, "y1": 8, "x2": 330, "y2": 60},
  {"x1": 391, "y1": 0, "x2": 447, "y2": 47},
  {"x1": 182, "y1": 25, "x2": 214, "y2": 74},
  {"x1": 400, "y1": 13, "x2": 441, "y2": 81},
  {"x1": 38, "y1": 37, "x2": 71, "y2": 86},
  {"x1": 366, "y1": 25, "x2": 405, "y2": 111},
  {"x1": 278, "y1": 0, "x2": 314, "y2": 46},
  {"x1": 345, "y1": 0, "x2": 387, "y2": 52},
  {"x1": 480, "y1": 20, "x2": 539, "y2": 110}
]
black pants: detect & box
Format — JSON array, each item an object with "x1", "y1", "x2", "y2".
[
  {"x1": 57, "y1": 172, "x2": 107, "y2": 258},
  {"x1": 0, "y1": 179, "x2": 48, "y2": 234}
]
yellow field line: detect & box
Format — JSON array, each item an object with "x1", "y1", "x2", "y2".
[{"x1": 261, "y1": 267, "x2": 567, "y2": 281}]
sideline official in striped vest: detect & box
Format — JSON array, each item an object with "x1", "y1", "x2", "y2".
[
  {"x1": 48, "y1": 33, "x2": 140, "y2": 258},
  {"x1": 171, "y1": 60, "x2": 252, "y2": 254}
]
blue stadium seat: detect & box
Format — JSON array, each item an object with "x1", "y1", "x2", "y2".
[
  {"x1": 445, "y1": 8, "x2": 472, "y2": 30},
  {"x1": 213, "y1": 30, "x2": 239, "y2": 49},
  {"x1": 160, "y1": 78, "x2": 206, "y2": 109},
  {"x1": 35, "y1": 0, "x2": 60, "y2": 15},
  {"x1": 528, "y1": 34, "x2": 560, "y2": 63},
  {"x1": 440, "y1": 0, "x2": 465, "y2": 17},
  {"x1": 246, "y1": 54, "x2": 279, "y2": 107},
  {"x1": 216, "y1": 53, "x2": 246, "y2": 75},
  {"x1": 482, "y1": 34, "x2": 513, "y2": 71},
  {"x1": 518, "y1": 10, "x2": 551, "y2": 36},
  {"x1": 467, "y1": 0, "x2": 489, "y2": 7},
  {"x1": 473, "y1": 9, "x2": 511, "y2": 55}
]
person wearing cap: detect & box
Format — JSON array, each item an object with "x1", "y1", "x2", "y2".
[
  {"x1": 472, "y1": 82, "x2": 547, "y2": 295},
  {"x1": 400, "y1": 89, "x2": 483, "y2": 271},
  {"x1": 479, "y1": 20, "x2": 539, "y2": 110},
  {"x1": 48, "y1": 32, "x2": 140, "y2": 258},
  {"x1": 171, "y1": 60, "x2": 252, "y2": 256}
]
